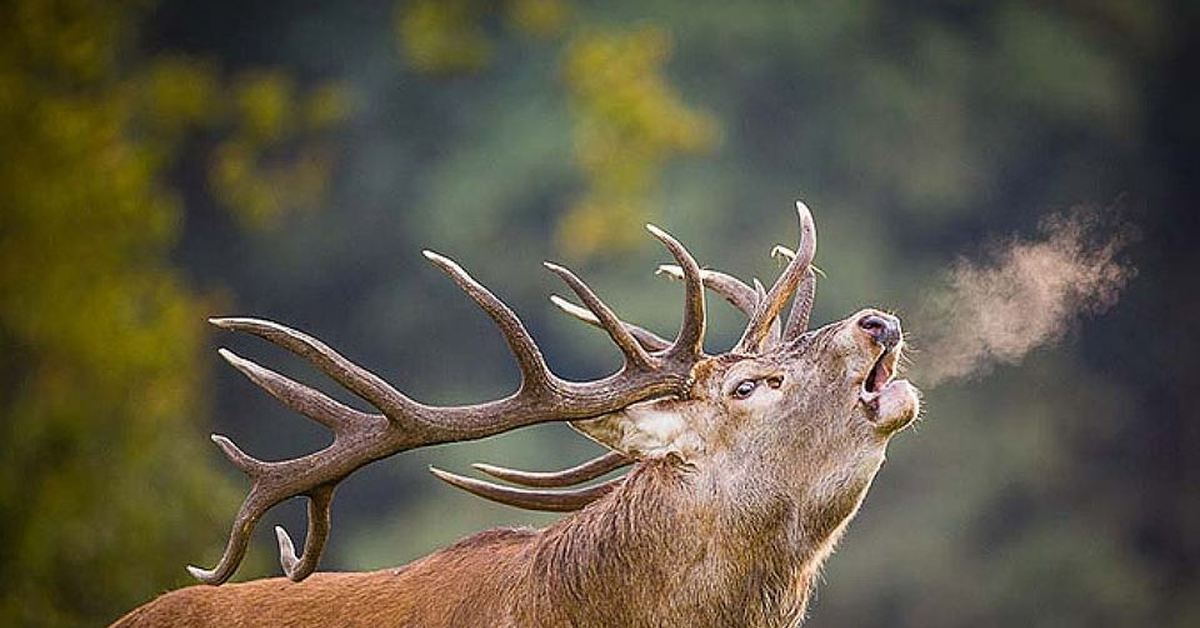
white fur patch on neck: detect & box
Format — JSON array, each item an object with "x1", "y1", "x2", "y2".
[{"x1": 571, "y1": 401, "x2": 704, "y2": 462}]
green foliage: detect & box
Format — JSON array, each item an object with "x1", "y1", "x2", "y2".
[
  {"x1": 394, "y1": 0, "x2": 718, "y2": 258},
  {"x1": 396, "y1": 0, "x2": 493, "y2": 75},
  {"x1": 209, "y1": 71, "x2": 351, "y2": 228},
  {"x1": 0, "y1": 1, "x2": 346, "y2": 624},
  {"x1": 560, "y1": 26, "x2": 718, "y2": 256}
]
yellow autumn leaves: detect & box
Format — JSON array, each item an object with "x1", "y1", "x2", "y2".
[
  {"x1": 560, "y1": 27, "x2": 718, "y2": 256},
  {"x1": 0, "y1": 2, "x2": 349, "y2": 623},
  {"x1": 132, "y1": 59, "x2": 352, "y2": 228},
  {"x1": 395, "y1": 0, "x2": 718, "y2": 257}
]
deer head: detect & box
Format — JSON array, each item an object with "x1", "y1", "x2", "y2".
[
  {"x1": 185, "y1": 200, "x2": 920, "y2": 589},
  {"x1": 565, "y1": 306, "x2": 918, "y2": 522},
  {"x1": 438, "y1": 215, "x2": 920, "y2": 579}
]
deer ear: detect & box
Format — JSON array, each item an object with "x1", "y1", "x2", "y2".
[{"x1": 570, "y1": 399, "x2": 703, "y2": 462}]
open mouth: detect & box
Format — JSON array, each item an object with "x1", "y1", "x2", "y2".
[{"x1": 859, "y1": 347, "x2": 899, "y2": 412}]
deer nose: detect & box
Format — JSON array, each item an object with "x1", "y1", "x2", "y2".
[{"x1": 857, "y1": 313, "x2": 901, "y2": 349}]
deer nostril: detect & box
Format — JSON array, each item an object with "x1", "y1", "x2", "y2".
[{"x1": 857, "y1": 314, "x2": 901, "y2": 349}]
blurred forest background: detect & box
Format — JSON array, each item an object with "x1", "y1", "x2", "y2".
[{"x1": 1, "y1": 1, "x2": 1196, "y2": 626}]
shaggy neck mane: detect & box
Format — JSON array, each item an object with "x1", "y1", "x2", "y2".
[{"x1": 506, "y1": 458, "x2": 851, "y2": 627}]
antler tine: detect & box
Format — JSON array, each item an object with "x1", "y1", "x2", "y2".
[
  {"x1": 424, "y1": 251, "x2": 551, "y2": 390},
  {"x1": 209, "y1": 317, "x2": 418, "y2": 420},
  {"x1": 543, "y1": 262, "x2": 655, "y2": 371},
  {"x1": 186, "y1": 477, "x2": 276, "y2": 584},
  {"x1": 657, "y1": 265, "x2": 756, "y2": 316},
  {"x1": 549, "y1": 295, "x2": 672, "y2": 352},
  {"x1": 735, "y1": 200, "x2": 817, "y2": 354},
  {"x1": 645, "y1": 225, "x2": 706, "y2": 361},
  {"x1": 770, "y1": 244, "x2": 795, "y2": 263},
  {"x1": 784, "y1": 268, "x2": 817, "y2": 340},
  {"x1": 770, "y1": 245, "x2": 827, "y2": 276},
  {"x1": 274, "y1": 484, "x2": 333, "y2": 581},
  {"x1": 472, "y1": 451, "x2": 631, "y2": 487},
  {"x1": 658, "y1": 264, "x2": 783, "y2": 347},
  {"x1": 752, "y1": 278, "x2": 767, "y2": 302},
  {"x1": 752, "y1": 279, "x2": 783, "y2": 347},
  {"x1": 217, "y1": 348, "x2": 376, "y2": 431},
  {"x1": 769, "y1": 245, "x2": 820, "y2": 340},
  {"x1": 553, "y1": 258, "x2": 762, "y2": 355},
  {"x1": 186, "y1": 346, "x2": 387, "y2": 585},
  {"x1": 429, "y1": 467, "x2": 624, "y2": 512},
  {"x1": 189, "y1": 430, "x2": 357, "y2": 585}
]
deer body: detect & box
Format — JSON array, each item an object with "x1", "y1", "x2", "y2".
[
  {"x1": 114, "y1": 202, "x2": 921, "y2": 626},
  {"x1": 119, "y1": 447, "x2": 885, "y2": 627}
]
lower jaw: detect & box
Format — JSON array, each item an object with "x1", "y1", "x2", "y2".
[{"x1": 861, "y1": 379, "x2": 919, "y2": 432}]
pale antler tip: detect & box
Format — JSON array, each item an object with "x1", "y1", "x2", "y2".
[
  {"x1": 186, "y1": 565, "x2": 210, "y2": 581},
  {"x1": 646, "y1": 224, "x2": 686, "y2": 251},
  {"x1": 423, "y1": 250, "x2": 460, "y2": 271},
  {"x1": 548, "y1": 294, "x2": 604, "y2": 326},
  {"x1": 209, "y1": 434, "x2": 263, "y2": 476},
  {"x1": 427, "y1": 465, "x2": 456, "y2": 483},
  {"x1": 274, "y1": 525, "x2": 296, "y2": 555},
  {"x1": 770, "y1": 245, "x2": 796, "y2": 262},
  {"x1": 655, "y1": 264, "x2": 683, "y2": 279},
  {"x1": 208, "y1": 316, "x2": 271, "y2": 332},
  {"x1": 274, "y1": 525, "x2": 304, "y2": 580},
  {"x1": 428, "y1": 465, "x2": 477, "y2": 490}
]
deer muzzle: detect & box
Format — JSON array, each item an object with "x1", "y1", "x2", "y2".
[{"x1": 856, "y1": 312, "x2": 920, "y2": 434}]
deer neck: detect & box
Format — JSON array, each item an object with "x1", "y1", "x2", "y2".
[{"x1": 517, "y1": 456, "x2": 876, "y2": 627}]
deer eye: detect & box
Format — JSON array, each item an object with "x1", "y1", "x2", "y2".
[{"x1": 732, "y1": 379, "x2": 758, "y2": 399}]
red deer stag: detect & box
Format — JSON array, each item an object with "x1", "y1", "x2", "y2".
[{"x1": 114, "y1": 201, "x2": 920, "y2": 627}]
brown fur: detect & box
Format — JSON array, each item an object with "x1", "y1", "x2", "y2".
[{"x1": 115, "y1": 461, "x2": 837, "y2": 627}]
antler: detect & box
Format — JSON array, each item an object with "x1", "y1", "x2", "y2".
[
  {"x1": 190, "y1": 226, "x2": 708, "y2": 585},
  {"x1": 454, "y1": 212, "x2": 819, "y2": 514},
  {"x1": 548, "y1": 295, "x2": 672, "y2": 352},
  {"x1": 472, "y1": 450, "x2": 631, "y2": 487},
  {"x1": 430, "y1": 449, "x2": 629, "y2": 512},
  {"x1": 429, "y1": 467, "x2": 626, "y2": 512},
  {"x1": 552, "y1": 260, "x2": 777, "y2": 352},
  {"x1": 736, "y1": 201, "x2": 817, "y2": 353},
  {"x1": 771, "y1": 245, "x2": 819, "y2": 340}
]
